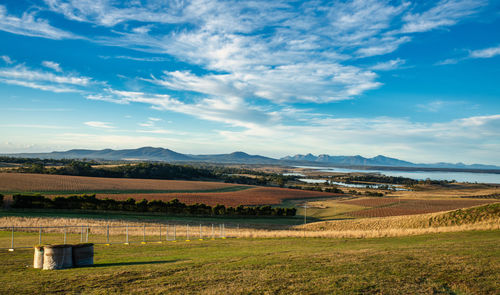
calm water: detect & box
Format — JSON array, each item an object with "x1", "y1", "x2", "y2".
[{"x1": 296, "y1": 166, "x2": 500, "y2": 184}]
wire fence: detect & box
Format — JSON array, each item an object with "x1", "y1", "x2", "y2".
[{"x1": 0, "y1": 223, "x2": 235, "y2": 250}]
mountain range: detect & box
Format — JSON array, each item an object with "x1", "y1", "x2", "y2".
[{"x1": 3, "y1": 147, "x2": 499, "y2": 171}]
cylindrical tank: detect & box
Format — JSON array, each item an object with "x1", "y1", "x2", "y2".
[
  {"x1": 72, "y1": 243, "x2": 94, "y2": 267},
  {"x1": 43, "y1": 245, "x2": 73, "y2": 270}
]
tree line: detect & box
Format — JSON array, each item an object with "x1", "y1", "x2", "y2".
[
  {"x1": 10, "y1": 194, "x2": 297, "y2": 217},
  {"x1": 333, "y1": 175, "x2": 455, "y2": 186}
]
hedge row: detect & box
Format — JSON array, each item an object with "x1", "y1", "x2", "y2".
[{"x1": 11, "y1": 194, "x2": 297, "y2": 217}]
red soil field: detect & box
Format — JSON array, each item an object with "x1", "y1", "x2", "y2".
[
  {"x1": 347, "y1": 198, "x2": 497, "y2": 218},
  {"x1": 0, "y1": 173, "x2": 239, "y2": 192},
  {"x1": 339, "y1": 197, "x2": 400, "y2": 207},
  {"x1": 92, "y1": 187, "x2": 341, "y2": 207}
]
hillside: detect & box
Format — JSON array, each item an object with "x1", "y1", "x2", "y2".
[{"x1": 3, "y1": 147, "x2": 499, "y2": 170}]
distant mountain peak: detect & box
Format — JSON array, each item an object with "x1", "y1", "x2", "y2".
[
  {"x1": 230, "y1": 151, "x2": 250, "y2": 157},
  {"x1": 2, "y1": 147, "x2": 499, "y2": 170}
]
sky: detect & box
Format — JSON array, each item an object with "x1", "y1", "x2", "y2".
[{"x1": 0, "y1": 0, "x2": 499, "y2": 165}]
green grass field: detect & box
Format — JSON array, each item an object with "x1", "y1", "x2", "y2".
[
  {"x1": 0, "y1": 209, "x2": 305, "y2": 227},
  {"x1": 0, "y1": 230, "x2": 498, "y2": 294}
]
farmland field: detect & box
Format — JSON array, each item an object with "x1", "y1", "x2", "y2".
[
  {"x1": 0, "y1": 230, "x2": 499, "y2": 294},
  {"x1": 93, "y1": 187, "x2": 342, "y2": 206},
  {"x1": 298, "y1": 197, "x2": 498, "y2": 220},
  {"x1": 0, "y1": 173, "x2": 242, "y2": 193},
  {"x1": 0, "y1": 173, "x2": 341, "y2": 206},
  {"x1": 341, "y1": 197, "x2": 496, "y2": 218}
]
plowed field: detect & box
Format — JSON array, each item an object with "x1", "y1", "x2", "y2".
[
  {"x1": 0, "y1": 173, "x2": 340, "y2": 206},
  {"x1": 0, "y1": 173, "x2": 242, "y2": 193},
  {"x1": 343, "y1": 197, "x2": 496, "y2": 217},
  {"x1": 93, "y1": 187, "x2": 341, "y2": 206}
]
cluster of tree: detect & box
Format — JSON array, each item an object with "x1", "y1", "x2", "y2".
[
  {"x1": 0, "y1": 156, "x2": 82, "y2": 166},
  {"x1": 17, "y1": 162, "x2": 216, "y2": 180},
  {"x1": 0, "y1": 194, "x2": 3, "y2": 207},
  {"x1": 10, "y1": 194, "x2": 296, "y2": 217},
  {"x1": 334, "y1": 175, "x2": 419, "y2": 186},
  {"x1": 363, "y1": 191, "x2": 385, "y2": 197},
  {"x1": 334, "y1": 175, "x2": 456, "y2": 186},
  {"x1": 347, "y1": 190, "x2": 385, "y2": 197}
]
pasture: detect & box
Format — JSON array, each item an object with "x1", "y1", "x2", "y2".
[{"x1": 0, "y1": 230, "x2": 499, "y2": 294}]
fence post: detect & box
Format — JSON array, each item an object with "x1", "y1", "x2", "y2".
[
  {"x1": 106, "y1": 225, "x2": 110, "y2": 245},
  {"x1": 86, "y1": 225, "x2": 89, "y2": 242},
  {"x1": 186, "y1": 224, "x2": 190, "y2": 241},
  {"x1": 125, "y1": 225, "x2": 129, "y2": 245},
  {"x1": 199, "y1": 224, "x2": 202, "y2": 240},
  {"x1": 222, "y1": 223, "x2": 225, "y2": 239},
  {"x1": 9, "y1": 227, "x2": 14, "y2": 251},
  {"x1": 142, "y1": 224, "x2": 146, "y2": 244},
  {"x1": 212, "y1": 224, "x2": 214, "y2": 240},
  {"x1": 64, "y1": 226, "x2": 67, "y2": 244},
  {"x1": 219, "y1": 224, "x2": 222, "y2": 238},
  {"x1": 39, "y1": 226, "x2": 42, "y2": 245},
  {"x1": 173, "y1": 224, "x2": 176, "y2": 241},
  {"x1": 166, "y1": 223, "x2": 169, "y2": 241},
  {"x1": 159, "y1": 225, "x2": 162, "y2": 243},
  {"x1": 80, "y1": 225, "x2": 83, "y2": 243}
]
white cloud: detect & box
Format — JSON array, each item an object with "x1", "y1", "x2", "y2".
[
  {"x1": 99, "y1": 55, "x2": 170, "y2": 62},
  {"x1": 436, "y1": 44, "x2": 500, "y2": 65},
  {"x1": 1, "y1": 55, "x2": 13, "y2": 64},
  {"x1": 370, "y1": 58, "x2": 406, "y2": 71},
  {"x1": 469, "y1": 44, "x2": 500, "y2": 58},
  {"x1": 416, "y1": 100, "x2": 468, "y2": 112},
  {"x1": 401, "y1": 0, "x2": 486, "y2": 33},
  {"x1": 0, "y1": 64, "x2": 90, "y2": 86},
  {"x1": 216, "y1": 114, "x2": 500, "y2": 164},
  {"x1": 356, "y1": 37, "x2": 411, "y2": 57},
  {"x1": 435, "y1": 58, "x2": 461, "y2": 65},
  {"x1": 0, "y1": 62, "x2": 92, "y2": 93},
  {"x1": 42, "y1": 61, "x2": 62, "y2": 72},
  {"x1": 0, "y1": 78, "x2": 77, "y2": 93},
  {"x1": 102, "y1": 89, "x2": 274, "y2": 129},
  {"x1": 0, "y1": 5, "x2": 78, "y2": 40},
  {"x1": 84, "y1": 121, "x2": 115, "y2": 129}
]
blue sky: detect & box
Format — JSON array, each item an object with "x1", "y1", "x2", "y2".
[{"x1": 0, "y1": 0, "x2": 499, "y2": 165}]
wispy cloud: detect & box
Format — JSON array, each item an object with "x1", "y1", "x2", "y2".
[
  {"x1": 469, "y1": 44, "x2": 500, "y2": 58},
  {"x1": 416, "y1": 100, "x2": 468, "y2": 112},
  {"x1": 0, "y1": 78, "x2": 77, "y2": 93},
  {"x1": 0, "y1": 0, "x2": 487, "y2": 107},
  {"x1": 1, "y1": 55, "x2": 13, "y2": 64},
  {"x1": 0, "y1": 64, "x2": 90, "y2": 86},
  {"x1": 0, "y1": 62, "x2": 92, "y2": 93},
  {"x1": 436, "y1": 44, "x2": 500, "y2": 65},
  {"x1": 41, "y1": 61, "x2": 62, "y2": 72},
  {"x1": 0, "y1": 124, "x2": 72, "y2": 129},
  {"x1": 400, "y1": 0, "x2": 486, "y2": 33},
  {"x1": 0, "y1": 5, "x2": 79, "y2": 40},
  {"x1": 370, "y1": 58, "x2": 406, "y2": 71},
  {"x1": 98, "y1": 55, "x2": 170, "y2": 62},
  {"x1": 84, "y1": 121, "x2": 115, "y2": 129}
]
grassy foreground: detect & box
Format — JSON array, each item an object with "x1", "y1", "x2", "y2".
[{"x1": 0, "y1": 230, "x2": 499, "y2": 294}]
